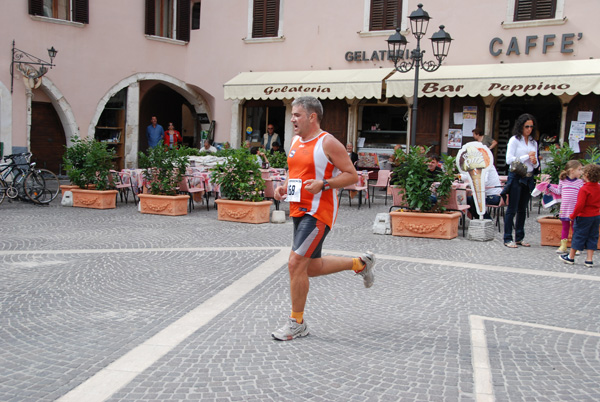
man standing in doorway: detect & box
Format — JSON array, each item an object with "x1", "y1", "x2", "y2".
[
  {"x1": 271, "y1": 96, "x2": 376, "y2": 341},
  {"x1": 146, "y1": 116, "x2": 164, "y2": 148},
  {"x1": 472, "y1": 127, "x2": 497, "y2": 150},
  {"x1": 262, "y1": 124, "x2": 280, "y2": 151}
]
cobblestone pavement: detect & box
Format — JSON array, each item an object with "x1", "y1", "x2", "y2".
[{"x1": 1, "y1": 193, "x2": 599, "y2": 402}]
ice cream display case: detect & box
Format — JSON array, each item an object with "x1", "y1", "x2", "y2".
[{"x1": 357, "y1": 146, "x2": 399, "y2": 169}]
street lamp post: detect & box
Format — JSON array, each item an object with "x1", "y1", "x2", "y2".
[
  {"x1": 386, "y1": 4, "x2": 452, "y2": 147},
  {"x1": 10, "y1": 40, "x2": 58, "y2": 93}
]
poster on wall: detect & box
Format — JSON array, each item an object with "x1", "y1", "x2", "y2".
[
  {"x1": 586, "y1": 123, "x2": 596, "y2": 139},
  {"x1": 462, "y1": 106, "x2": 477, "y2": 137},
  {"x1": 448, "y1": 129, "x2": 462, "y2": 149}
]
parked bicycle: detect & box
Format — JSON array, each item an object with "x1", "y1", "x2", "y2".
[{"x1": 0, "y1": 152, "x2": 60, "y2": 205}]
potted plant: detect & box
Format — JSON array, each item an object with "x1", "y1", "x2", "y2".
[
  {"x1": 211, "y1": 148, "x2": 272, "y2": 223},
  {"x1": 388, "y1": 146, "x2": 461, "y2": 239},
  {"x1": 537, "y1": 145, "x2": 600, "y2": 247},
  {"x1": 268, "y1": 150, "x2": 288, "y2": 170},
  {"x1": 62, "y1": 136, "x2": 118, "y2": 209},
  {"x1": 137, "y1": 142, "x2": 191, "y2": 216}
]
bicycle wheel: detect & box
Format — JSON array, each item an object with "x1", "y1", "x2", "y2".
[
  {"x1": 0, "y1": 179, "x2": 7, "y2": 205},
  {"x1": 24, "y1": 169, "x2": 60, "y2": 204}
]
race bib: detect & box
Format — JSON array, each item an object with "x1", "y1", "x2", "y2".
[{"x1": 287, "y1": 179, "x2": 302, "y2": 202}]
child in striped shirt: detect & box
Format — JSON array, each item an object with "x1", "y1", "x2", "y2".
[{"x1": 548, "y1": 160, "x2": 584, "y2": 254}]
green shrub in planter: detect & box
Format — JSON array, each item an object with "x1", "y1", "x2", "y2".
[
  {"x1": 138, "y1": 142, "x2": 190, "y2": 196},
  {"x1": 269, "y1": 150, "x2": 288, "y2": 170},
  {"x1": 63, "y1": 136, "x2": 115, "y2": 190},
  {"x1": 390, "y1": 145, "x2": 457, "y2": 212},
  {"x1": 211, "y1": 148, "x2": 265, "y2": 202}
]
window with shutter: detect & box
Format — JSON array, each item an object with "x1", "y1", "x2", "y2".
[
  {"x1": 29, "y1": 0, "x2": 88, "y2": 23},
  {"x1": 252, "y1": 0, "x2": 280, "y2": 38},
  {"x1": 369, "y1": 0, "x2": 402, "y2": 31},
  {"x1": 514, "y1": 0, "x2": 556, "y2": 21}
]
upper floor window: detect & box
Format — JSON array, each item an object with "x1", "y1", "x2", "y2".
[
  {"x1": 145, "y1": 0, "x2": 191, "y2": 42},
  {"x1": 514, "y1": 0, "x2": 556, "y2": 21},
  {"x1": 252, "y1": 0, "x2": 280, "y2": 38},
  {"x1": 369, "y1": 0, "x2": 402, "y2": 31},
  {"x1": 28, "y1": 0, "x2": 89, "y2": 24},
  {"x1": 192, "y1": 1, "x2": 201, "y2": 30}
]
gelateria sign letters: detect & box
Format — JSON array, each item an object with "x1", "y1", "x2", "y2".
[{"x1": 263, "y1": 85, "x2": 331, "y2": 96}]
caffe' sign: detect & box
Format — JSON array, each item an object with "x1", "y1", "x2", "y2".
[{"x1": 264, "y1": 85, "x2": 332, "y2": 95}]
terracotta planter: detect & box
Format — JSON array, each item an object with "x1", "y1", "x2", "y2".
[
  {"x1": 215, "y1": 199, "x2": 272, "y2": 224},
  {"x1": 390, "y1": 210, "x2": 461, "y2": 239},
  {"x1": 60, "y1": 184, "x2": 79, "y2": 195},
  {"x1": 138, "y1": 194, "x2": 189, "y2": 216},
  {"x1": 71, "y1": 189, "x2": 118, "y2": 209},
  {"x1": 537, "y1": 215, "x2": 600, "y2": 248}
]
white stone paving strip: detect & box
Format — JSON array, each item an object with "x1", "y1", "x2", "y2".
[
  {"x1": 56, "y1": 247, "x2": 290, "y2": 402},
  {"x1": 327, "y1": 250, "x2": 600, "y2": 282},
  {"x1": 470, "y1": 315, "x2": 600, "y2": 402}
]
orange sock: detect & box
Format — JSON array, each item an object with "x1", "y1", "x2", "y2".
[
  {"x1": 352, "y1": 257, "x2": 365, "y2": 273},
  {"x1": 291, "y1": 311, "x2": 304, "y2": 324}
]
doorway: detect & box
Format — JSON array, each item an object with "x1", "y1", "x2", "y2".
[
  {"x1": 139, "y1": 83, "x2": 197, "y2": 150},
  {"x1": 493, "y1": 95, "x2": 561, "y2": 173},
  {"x1": 31, "y1": 102, "x2": 66, "y2": 173},
  {"x1": 243, "y1": 100, "x2": 286, "y2": 148}
]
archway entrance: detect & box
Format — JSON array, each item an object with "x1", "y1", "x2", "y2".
[
  {"x1": 493, "y1": 95, "x2": 561, "y2": 173},
  {"x1": 139, "y1": 82, "x2": 197, "y2": 150}
]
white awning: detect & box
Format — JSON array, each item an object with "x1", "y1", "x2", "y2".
[
  {"x1": 224, "y1": 68, "x2": 394, "y2": 100},
  {"x1": 386, "y1": 59, "x2": 600, "y2": 98}
]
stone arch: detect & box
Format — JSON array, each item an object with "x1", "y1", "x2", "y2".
[
  {"x1": 0, "y1": 80, "x2": 12, "y2": 154},
  {"x1": 40, "y1": 77, "x2": 79, "y2": 147},
  {"x1": 88, "y1": 72, "x2": 211, "y2": 138},
  {"x1": 89, "y1": 72, "x2": 212, "y2": 168}
]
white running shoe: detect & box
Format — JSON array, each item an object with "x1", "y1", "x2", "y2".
[
  {"x1": 357, "y1": 251, "x2": 376, "y2": 288},
  {"x1": 271, "y1": 318, "x2": 309, "y2": 341}
]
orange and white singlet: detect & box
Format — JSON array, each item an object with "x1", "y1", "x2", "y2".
[{"x1": 287, "y1": 131, "x2": 340, "y2": 228}]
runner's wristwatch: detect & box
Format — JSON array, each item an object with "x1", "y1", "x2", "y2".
[{"x1": 322, "y1": 180, "x2": 331, "y2": 191}]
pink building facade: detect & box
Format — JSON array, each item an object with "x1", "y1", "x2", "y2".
[{"x1": 1, "y1": 0, "x2": 599, "y2": 173}]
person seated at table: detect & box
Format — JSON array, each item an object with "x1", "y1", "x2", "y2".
[
  {"x1": 463, "y1": 163, "x2": 502, "y2": 220},
  {"x1": 426, "y1": 154, "x2": 443, "y2": 180},
  {"x1": 346, "y1": 143, "x2": 359, "y2": 166},
  {"x1": 426, "y1": 154, "x2": 443, "y2": 204},
  {"x1": 269, "y1": 141, "x2": 286, "y2": 155},
  {"x1": 202, "y1": 139, "x2": 217, "y2": 153},
  {"x1": 250, "y1": 146, "x2": 270, "y2": 168}
]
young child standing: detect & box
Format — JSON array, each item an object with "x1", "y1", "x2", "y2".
[
  {"x1": 548, "y1": 160, "x2": 584, "y2": 253},
  {"x1": 559, "y1": 164, "x2": 600, "y2": 267}
]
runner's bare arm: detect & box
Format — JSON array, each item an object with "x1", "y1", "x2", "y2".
[{"x1": 304, "y1": 135, "x2": 358, "y2": 193}]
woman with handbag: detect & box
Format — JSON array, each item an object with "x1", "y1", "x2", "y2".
[{"x1": 503, "y1": 113, "x2": 539, "y2": 248}]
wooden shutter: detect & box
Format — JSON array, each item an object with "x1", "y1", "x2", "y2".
[
  {"x1": 370, "y1": 0, "x2": 402, "y2": 31},
  {"x1": 176, "y1": 0, "x2": 190, "y2": 41},
  {"x1": 145, "y1": 0, "x2": 156, "y2": 35},
  {"x1": 73, "y1": 0, "x2": 89, "y2": 24},
  {"x1": 252, "y1": 0, "x2": 280, "y2": 38},
  {"x1": 514, "y1": 0, "x2": 556, "y2": 21},
  {"x1": 28, "y1": 0, "x2": 44, "y2": 16}
]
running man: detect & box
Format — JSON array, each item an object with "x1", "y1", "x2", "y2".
[{"x1": 271, "y1": 96, "x2": 376, "y2": 341}]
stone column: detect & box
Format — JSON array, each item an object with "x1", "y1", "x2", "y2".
[{"x1": 125, "y1": 82, "x2": 140, "y2": 168}]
